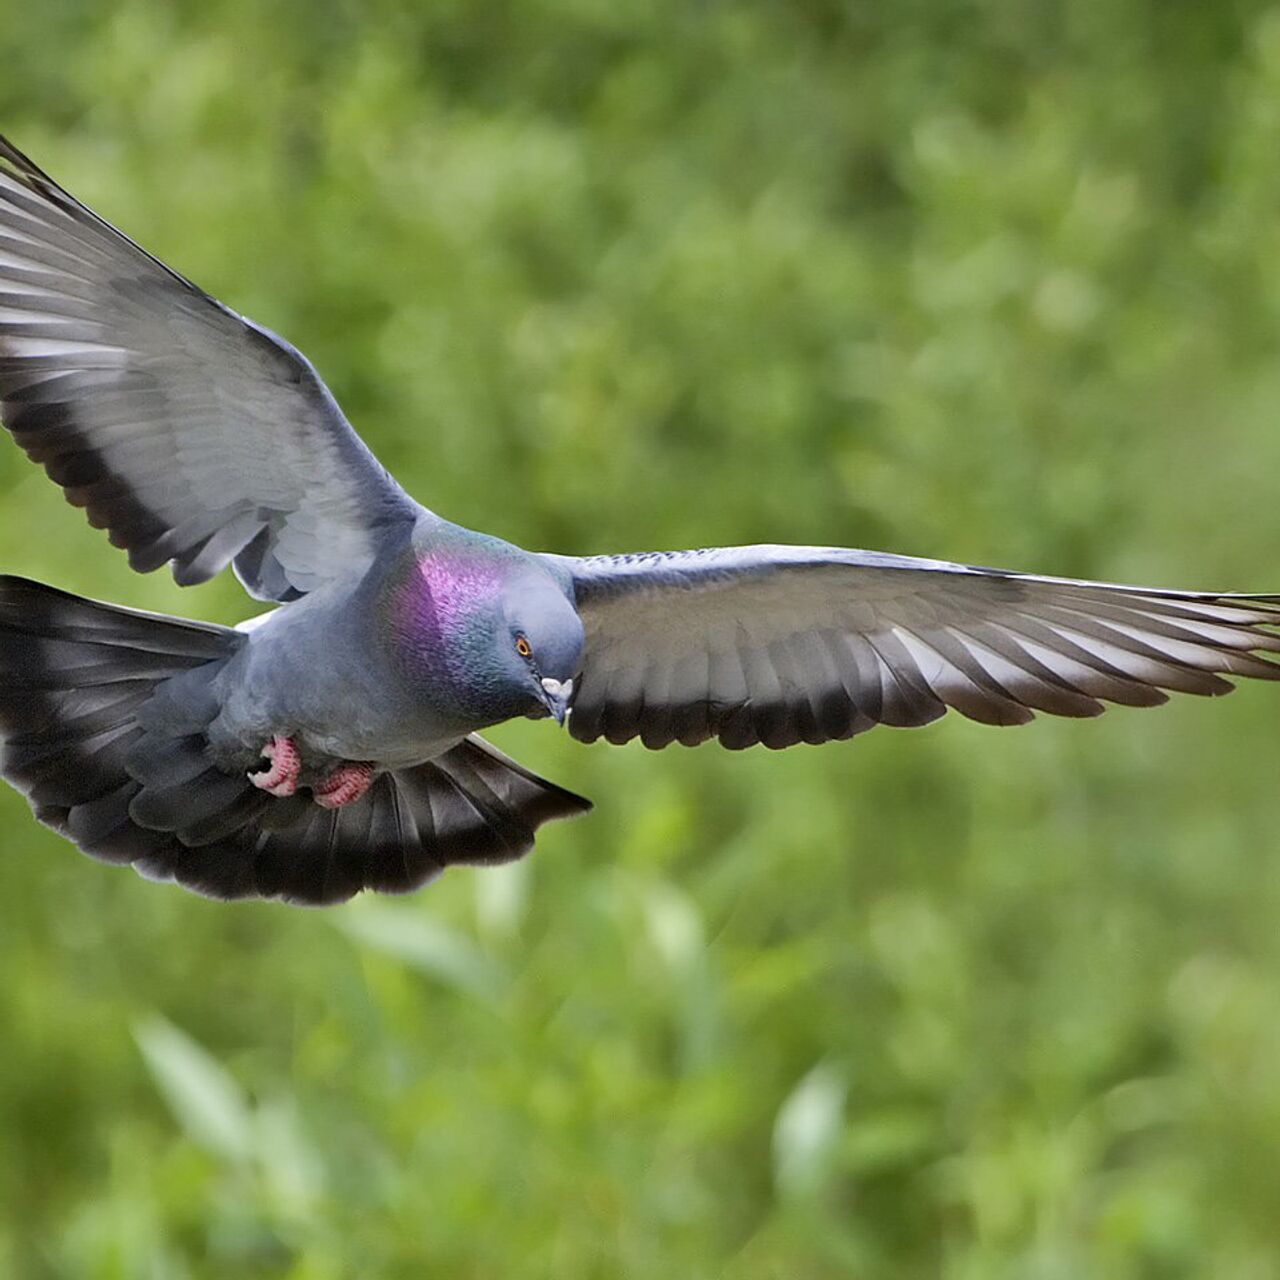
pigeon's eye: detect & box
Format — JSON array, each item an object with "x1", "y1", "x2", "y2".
[{"x1": 515, "y1": 635, "x2": 533, "y2": 659}]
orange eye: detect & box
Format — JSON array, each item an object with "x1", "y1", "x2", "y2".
[{"x1": 515, "y1": 635, "x2": 532, "y2": 659}]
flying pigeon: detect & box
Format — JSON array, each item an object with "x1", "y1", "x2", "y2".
[{"x1": 0, "y1": 135, "x2": 1278, "y2": 905}]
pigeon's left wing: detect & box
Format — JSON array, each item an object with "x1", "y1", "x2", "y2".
[
  {"x1": 548, "y1": 546, "x2": 1280, "y2": 749},
  {"x1": 0, "y1": 136, "x2": 422, "y2": 602}
]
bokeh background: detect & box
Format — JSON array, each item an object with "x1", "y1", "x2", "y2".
[{"x1": 4, "y1": 1, "x2": 1280, "y2": 1275}]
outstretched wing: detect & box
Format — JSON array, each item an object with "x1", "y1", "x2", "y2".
[
  {"x1": 549, "y1": 546, "x2": 1280, "y2": 749},
  {"x1": 0, "y1": 135, "x2": 421, "y2": 601}
]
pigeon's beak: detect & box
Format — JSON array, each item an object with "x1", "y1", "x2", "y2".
[{"x1": 540, "y1": 677, "x2": 573, "y2": 727}]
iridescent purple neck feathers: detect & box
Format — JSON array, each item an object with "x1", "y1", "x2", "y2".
[{"x1": 382, "y1": 533, "x2": 583, "y2": 729}]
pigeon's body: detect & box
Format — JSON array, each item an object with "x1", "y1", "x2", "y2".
[
  {"x1": 2, "y1": 134, "x2": 1280, "y2": 903},
  {"x1": 207, "y1": 519, "x2": 579, "y2": 775},
  {"x1": 210, "y1": 562, "x2": 441, "y2": 776}
]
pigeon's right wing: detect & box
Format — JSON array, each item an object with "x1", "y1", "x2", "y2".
[
  {"x1": 0, "y1": 135, "x2": 423, "y2": 602},
  {"x1": 550, "y1": 546, "x2": 1280, "y2": 749}
]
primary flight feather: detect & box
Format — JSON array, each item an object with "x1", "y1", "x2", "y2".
[{"x1": 0, "y1": 135, "x2": 1277, "y2": 903}]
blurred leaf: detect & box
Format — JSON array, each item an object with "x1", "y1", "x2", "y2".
[
  {"x1": 474, "y1": 859, "x2": 530, "y2": 941},
  {"x1": 773, "y1": 1061, "x2": 847, "y2": 1200},
  {"x1": 842, "y1": 1108, "x2": 937, "y2": 1175},
  {"x1": 255, "y1": 1096, "x2": 324, "y2": 1219},
  {"x1": 640, "y1": 878, "x2": 705, "y2": 970},
  {"x1": 332, "y1": 902, "x2": 503, "y2": 1000},
  {"x1": 133, "y1": 1015, "x2": 252, "y2": 1164}
]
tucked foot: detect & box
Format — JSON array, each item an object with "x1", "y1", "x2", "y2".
[
  {"x1": 249, "y1": 734, "x2": 302, "y2": 797},
  {"x1": 313, "y1": 761, "x2": 374, "y2": 809}
]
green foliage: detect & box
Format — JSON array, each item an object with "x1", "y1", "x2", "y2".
[{"x1": 5, "y1": 1, "x2": 1280, "y2": 1274}]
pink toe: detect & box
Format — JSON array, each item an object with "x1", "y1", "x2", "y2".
[
  {"x1": 249, "y1": 734, "x2": 301, "y2": 797},
  {"x1": 314, "y1": 762, "x2": 373, "y2": 809}
]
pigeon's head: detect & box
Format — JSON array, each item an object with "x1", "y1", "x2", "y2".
[
  {"x1": 391, "y1": 538, "x2": 583, "y2": 728},
  {"x1": 489, "y1": 562, "x2": 583, "y2": 725}
]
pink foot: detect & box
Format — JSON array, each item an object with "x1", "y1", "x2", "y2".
[
  {"x1": 313, "y1": 761, "x2": 374, "y2": 809},
  {"x1": 250, "y1": 734, "x2": 301, "y2": 797}
]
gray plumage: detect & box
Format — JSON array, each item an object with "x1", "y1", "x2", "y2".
[
  {"x1": 554, "y1": 547, "x2": 1280, "y2": 749},
  {"x1": 0, "y1": 135, "x2": 1277, "y2": 904}
]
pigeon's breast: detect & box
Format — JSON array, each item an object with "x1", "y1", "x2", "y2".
[
  {"x1": 302, "y1": 722, "x2": 467, "y2": 770},
  {"x1": 207, "y1": 589, "x2": 469, "y2": 771}
]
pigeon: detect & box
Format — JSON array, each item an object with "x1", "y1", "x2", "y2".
[{"x1": 0, "y1": 135, "x2": 1278, "y2": 906}]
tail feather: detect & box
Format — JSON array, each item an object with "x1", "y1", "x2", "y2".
[
  {"x1": 64, "y1": 780, "x2": 163, "y2": 863},
  {"x1": 0, "y1": 576, "x2": 231, "y2": 656},
  {"x1": 0, "y1": 575, "x2": 240, "y2": 867},
  {"x1": 129, "y1": 766, "x2": 263, "y2": 836},
  {"x1": 4, "y1": 683, "x2": 156, "y2": 746},
  {"x1": 135, "y1": 738, "x2": 593, "y2": 905},
  {"x1": 17, "y1": 723, "x2": 146, "y2": 809},
  {"x1": 1, "y1": 575, "x2": 593, "y2": 905},
  {"x1": 125, "y1": 731, "x2": 218, "y2": 791}
]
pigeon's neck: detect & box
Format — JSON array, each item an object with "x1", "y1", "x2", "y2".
[
  {"x1": 378, "y1": 531, "x2": 542, "y2": 727},
  {"x1": 414, "y1": 549, "x2": 510, "y2": 639}
]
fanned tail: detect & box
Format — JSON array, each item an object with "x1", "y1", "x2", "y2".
[{"x1": 133, "y1": 736, "x2": 593, "y2": 905}]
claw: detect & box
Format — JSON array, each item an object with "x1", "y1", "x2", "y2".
[
  {"x1": 250, "y1": 734, "x2": 301, "y2": 797},
  {"x1": 313, "y1": 761, "x2": 374, "y2": 809}
]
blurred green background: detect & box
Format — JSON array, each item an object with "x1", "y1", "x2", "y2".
[{"x1": 5, "y1": 0, "x2": 1280, "y2": 1275}]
